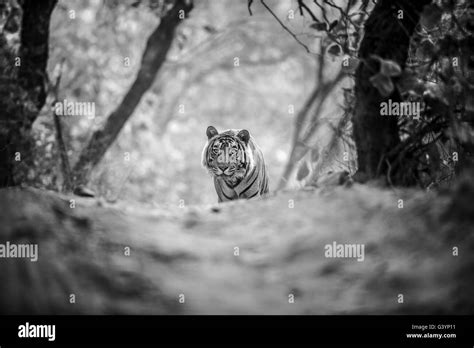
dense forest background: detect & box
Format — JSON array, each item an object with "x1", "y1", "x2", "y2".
[
  {"x1": 1, "y1": 0, "x2": 472, "y2": 204},
  {"x1": 6, "y1": 0, "x2": 350, "y2": 205},
  {"x1": 46, "y1": 0, "x2": 313, "y2": 204}
]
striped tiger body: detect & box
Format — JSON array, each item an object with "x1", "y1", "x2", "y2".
[{"x1": 202, "y1": 126, "x2": 269, "y2": 203}]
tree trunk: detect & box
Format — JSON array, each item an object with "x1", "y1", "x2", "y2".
[
  {"x1": 353, "y1": 0, "x2": 430, "y2": 184},
  {"x1": 72, "y1": 0, "x2": 193, "y2": 187},
  {"x1": 0, "y1": 0, "x2": 57, "y2": 187}
]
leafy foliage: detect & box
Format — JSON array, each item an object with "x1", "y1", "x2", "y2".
[{"x1": 394, "y1": 0, "x2": 474, "y2": 188}]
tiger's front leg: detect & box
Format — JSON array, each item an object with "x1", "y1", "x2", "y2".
[{"x1": 213, "y1": 177, "x2": 237, "y2": 202}]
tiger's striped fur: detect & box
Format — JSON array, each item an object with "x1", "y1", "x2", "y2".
[{"x1": 202, "y1": 126, "x2": 269, "y2": 203}]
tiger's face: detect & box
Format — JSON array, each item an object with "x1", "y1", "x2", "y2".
[{"x1": 202, "y1": 126, "x2": 254, "y2": 187}]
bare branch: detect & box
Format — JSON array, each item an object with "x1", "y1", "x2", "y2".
[
  {"x1": 260, "y1": 0, "x2": 311, "y2": 53},
  {"x1": 297, "y1": 0, "x2": 319, "y2": 22},
  {"x1": 50, "y1": 59, "x2": 73, "y2": 192}
]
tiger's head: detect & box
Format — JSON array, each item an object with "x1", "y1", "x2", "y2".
[{"x1": 202, "y1": 126, "x2": 255, "y2": 187}]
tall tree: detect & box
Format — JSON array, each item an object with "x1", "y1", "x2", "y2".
[
  {"x1": 72, "y1": 0, "x2": 193, "y2": 187},
  {"x1": 0, "y1": 0, "x2": 58, "y2": 187},
  {"x1": 352, "y1": 0, "x2": 431, "y2": 183}
]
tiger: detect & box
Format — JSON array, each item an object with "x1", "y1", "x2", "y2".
[{"x1": 202, "y1": 126, "x2": 269, "y2": 203}]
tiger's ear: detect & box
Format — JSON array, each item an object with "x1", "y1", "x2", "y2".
[
  {"x1": 206, "y1": 126, "x2": 219, "y2": 139},
  {"x1": 237, "y1": 129, "x2": 250, "y2": 144}
]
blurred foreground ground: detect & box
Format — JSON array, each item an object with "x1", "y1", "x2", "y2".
[{"x1": 0, "y1": 182, "x2": 473, "y2": 314}]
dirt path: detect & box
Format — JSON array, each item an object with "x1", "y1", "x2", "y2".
[{"x1": 0, "y1": 183, "x2": 473, "y2": 314}]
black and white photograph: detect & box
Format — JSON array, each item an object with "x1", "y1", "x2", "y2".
[{"x1": 0, "y1": 0, "x2": 473, "y2": 346}]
